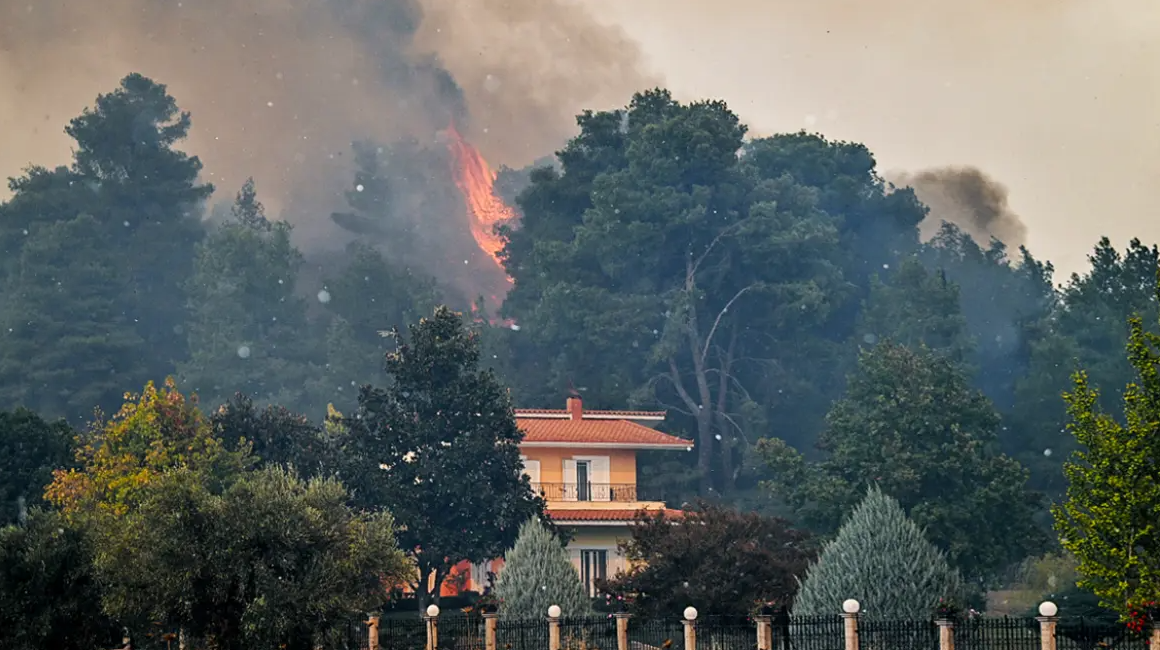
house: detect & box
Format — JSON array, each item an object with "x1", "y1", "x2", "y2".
[{"x1": 454, "y1": 395, "x2": 692, "y2": 598}]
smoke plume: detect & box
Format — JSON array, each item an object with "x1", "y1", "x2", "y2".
[
  {"x1": 0, "y1": 0, "x2": 656, "y2": 249},
  {"x1": 892, "y1": 167, "x2": 1028, "y2": 249}
]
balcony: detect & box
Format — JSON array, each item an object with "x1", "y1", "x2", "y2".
[{"x1": 531, "y1": 482, "x2": 638, "y2": 503}]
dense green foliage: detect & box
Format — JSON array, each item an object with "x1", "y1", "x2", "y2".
[
  {"x1": 601, "y1": 503, "x2": 813, "y2": 617},
  {"x1": 761, "y1": 341, "x2": 1043, "y2": 582},
  {"x1": 494, "y1": 518, "x2": 592, "y2": 620},
  {"x1": 793, "y1": 487, "x2": 962, "y2": 620},
  {"x1": 0, "y1": 511, "x2": 119, "y2": 650},
  {"x1": 1053, "y1": 283, "x2": 1160, "y2": 613},
  {"x1": 344, "y1": 307, "x2": 547, "y2": 606},
  {"x1": 0, "y1": 409, "x2": 73, "y2": 525}
]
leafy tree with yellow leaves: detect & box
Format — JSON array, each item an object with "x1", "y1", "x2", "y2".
[
  {"x1": 1054, "y1": 278, "x2": 1160, "y2": 613},
  {"x1": 45, "y1": 377, "x2": 250, "y2": 520}
]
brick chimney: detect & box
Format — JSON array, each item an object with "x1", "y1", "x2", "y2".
[{"x1": 566, "y1": 395, "x2": 583, "y2": 420}]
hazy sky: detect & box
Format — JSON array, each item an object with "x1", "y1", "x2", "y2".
[
  {"x1": 1, "y1": 0, "x2": 1155, "y2": 279},
  {"x1": 589, "y1": 0, "x2": 1160, "y2": 278}
]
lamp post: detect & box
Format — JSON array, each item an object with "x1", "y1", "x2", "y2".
[
  {"x1": 425, "y1": 604, "x2": 440, "y2": 650},
  {"x1": 683, "y1": 607, "x2": 698, "y2": 650},
  {"x1": 841, "y1": 599, "x2": 860, "y2": 650},
  {"x1": 1037, "y1": 601, "x2": 1058, "y2": 650},
  {"x1": 548, "y1": 605, "x2": 562, "y2": 650}
]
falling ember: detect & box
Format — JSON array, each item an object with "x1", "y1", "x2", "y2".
[{"x1": 445, "y1": 123, "x2": 516, "y2": 282}]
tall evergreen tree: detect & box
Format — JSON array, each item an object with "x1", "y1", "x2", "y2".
[
  {"x1": 0, "y1": 214, "x2": 148, "y2": 420},
  {"x1": 858, "y1": 255, "x2": 973, "y2": 363},
  {"x1": 180, "y1": 179, "x2": 316, "y2": 411},
  {"x1": 495, "y1": 518, "x2": 592, "y2": 619},
  {"x1": 793, "y1": 486, "x2": 962, "y2": 619},
  {"x1": 761, "y1": 341, "x2": 1043, "y2": 582},
  {"x1": 345, "y1": 306, "x2": 546, "y2": 608},
  {"x1": 65, "y1": 73, "x2": 213, "y2": 378}
]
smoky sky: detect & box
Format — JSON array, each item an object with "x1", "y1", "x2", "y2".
[
  {"x1": 592, "y1": 0, "x2": 1160, "y2": 276},
  {"x1": 892, "y1": 167, "x2": 1028, "y2": 249},
  {"x1": 0, "y1": 0, "x2": 656, "y2": 246}
]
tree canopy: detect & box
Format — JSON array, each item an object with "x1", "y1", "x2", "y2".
[
  {"x1": 600, "y1": 503, "x2": 813, "y2": 617},
  {"x1": 345, "y1": 306, "x2": 546, "y2": 606},
  {"x1": 760, "y1": 341, "x2": 1043, "y2": 582},
  {"x1": 1053, "y1": 277, "x2": 1160, "y2": 613},
  {"x1": 793, "y1": 487, "x2": 962, "y2": 620},
  {"x1": 494, "y1": 517, "x2": 592, "y2": 620}
]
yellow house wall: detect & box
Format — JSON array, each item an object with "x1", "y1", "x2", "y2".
[
  {"x1": 566, "y1": 525, "x2": 634, "y2": 577},
  {"x1": 521, "y1": 447, "x2": 637, "y2": 485}
]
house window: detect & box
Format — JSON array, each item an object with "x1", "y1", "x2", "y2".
[
  {"x1": 576, "y1": 460, "x2": 591, "y2": 501},
  {"x1": 580, "y1": 550, "x2": 608, "y2": 597}
]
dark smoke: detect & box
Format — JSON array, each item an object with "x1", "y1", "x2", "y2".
[
  {"x1": 894, "y1": 167, "x2": 1029, "y2": 249},
  {"x1": 0, "y1": 0, "x2": 657, "y2": 254}
]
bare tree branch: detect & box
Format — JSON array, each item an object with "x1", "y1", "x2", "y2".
[
  {"x1": 690, "y1": 219, "x2": 748, "y2": 279},
  {"x1": 701, "y1": 284, "x2": 756, "y2": 366}
]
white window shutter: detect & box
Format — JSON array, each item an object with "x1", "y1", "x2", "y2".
[
  {"x1": 523, "y1": 459, "x2": 541, "y2": 485},
  {"x1": 592, "y1": 457, "x2": 611, "y2": 501},
  {"x1": 563, "y1": 459, "x2": 578, "y2": 501}
]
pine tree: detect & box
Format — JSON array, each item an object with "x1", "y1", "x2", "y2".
[
  {"x1": 180, "y1": 179, "x2": 317, "y2": 411},
  {"x1": 495, "y1": 518, "x2": 592, "y2": 620},
  {"x1": 793, "y1": 486, "x2": 962, "y2": 620}
]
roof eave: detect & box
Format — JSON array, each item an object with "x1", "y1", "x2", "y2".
[{"x1": 519, "y1": 441, "x2": 693, "y2": 450}]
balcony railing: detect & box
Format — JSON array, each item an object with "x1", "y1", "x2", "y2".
[{"x1": 531, "y1": 482, "x2": 638, "y2": 502}]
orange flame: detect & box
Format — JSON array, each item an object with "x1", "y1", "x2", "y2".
[{"x1": 446, "y1": 123, "x2": 516, "y2": 281}]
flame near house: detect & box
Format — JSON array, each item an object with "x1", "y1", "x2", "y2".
[{"x1": 446, "y1": 124, "x2": 517, "y2": 282}]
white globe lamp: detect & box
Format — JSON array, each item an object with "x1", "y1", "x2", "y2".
[
  {"x1": 426, "y1": 604, "x2": 440, "y2": 618},
  {"x1": 683, "y1": 606, "x2": 698, "y2": 621},
  {"x1": 1038, "y1": 601, "x2": 1058, "y2": 618},
  {"x1": 842, "y1": 599, "x2": 861, "y2": 615},
  {"x1": 548, "y1": 605, "x2": 562, "y2": 619}
]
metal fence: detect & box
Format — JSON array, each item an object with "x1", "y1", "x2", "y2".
[
  {"x1": 629, "y1": 615, "x2": 684, "y2": 650},
  {"x1": 1055, "y1": 618, "x2": 1148, "y2": 650},
  {"x1": 858, "y1": 619, "x2": 938, "y2": 650},
  {"x1": 956, "y1": 617, "x2": 1040, "y2": 650},
  {"x1": 381, "y1": 615, "x2": 428, "y2": 650},
  {"x1": 782, "y1": 616, "x2": 845, "y2": 650},
  {"x1": 696, "y1": 616, "x2": 755, "y2": 650},
  {"x1": 335, "y1": 613, "x2": 1147, "y2": 650}
]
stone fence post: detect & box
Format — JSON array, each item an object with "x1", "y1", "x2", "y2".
[
  {"x1": 1037, "y1": 601, "x2": 1058, "y2": 650},
  {"x1": 615, "y1": 612, "x2": 631, "y2": 650},
  {"x1": 367, "y1": 615, "x2": 380, "y2": 650},
  {"x1": 548, "y1": 605, "x2": 562, "y2": 650},
  {"x1": 840, "y1": 600, "x2": 860, "y2": 650},
  {"x1": 935, "y1": 617, "x2": 954, "y2": 650},
  {"x1": 754, "y1": 615, "x2": 773, "y2": 650},
  {"x1": 483, "y1": 613, "x2": 498, "y2": 650},
  {"x1": 683, "y1": 607, "x2": 698, "y2": 650},
  {"x1": 424, "y1": 605, "x2": 440, "y2": 650}
]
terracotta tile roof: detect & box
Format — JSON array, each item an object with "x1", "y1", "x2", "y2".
[
  {"x1": 546, "y1": 508, "x2": 685, "y2": 522},
  {"x1": 515, "y1": 408, "x2": 666, "y2": 419},
  {"x1": 517, "y1": 417, "x2": 692, "y2": 448}
]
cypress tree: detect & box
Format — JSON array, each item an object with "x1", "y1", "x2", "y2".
[
  {"x1": 495, "y1": 518, "x2": 592, "y2": 620},
  {"x1": 793, "y1": 486, "x2": 962, "y2": 620}
]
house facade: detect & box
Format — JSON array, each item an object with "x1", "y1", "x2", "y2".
[{"x1": 452, "y1": 395, "x2": 692, "y2": 598}]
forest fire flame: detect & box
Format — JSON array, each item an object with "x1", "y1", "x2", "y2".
[
  {"x1": 445, "y1": 123, "x2": 517, "y2": 327},
  {"x1": 446, "y1": 123, "x2": 517, "y2": 282}
]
